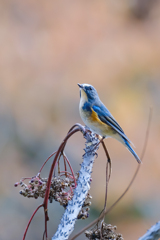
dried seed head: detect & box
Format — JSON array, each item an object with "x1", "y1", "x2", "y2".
[
  {"x1": 85, "y1": 222, "x2": 123, "y2": 240},
  {"x1": 14, "y1": 182, "x2": 19, "y2": 187}
]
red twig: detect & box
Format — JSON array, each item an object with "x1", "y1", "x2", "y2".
[
  {"x1": 63, "y1": 154, "x2": 77, "y2": 187},
  {"x1": 63, "y1": 155, "x2": 67, "y2": 177},
  {"x1": 23, "y1": 204, "x2": 43, "y2": 240},
  {"x1": 103, "y1": 144, "x2": 110, "y2": 215},
  {"x1": 39, "y1": 151, "x2": 57, "y2": 174},
  {"x1": 60, "y1": 171, "x2": 73, "y2": 176},
  {"x1": 43, "y1": 127, "x2": 81, "y2": 238}
]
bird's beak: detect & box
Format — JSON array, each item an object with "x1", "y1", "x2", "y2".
[{"x1": 77, "y1": 83, "x2": 83, "y2": 89}]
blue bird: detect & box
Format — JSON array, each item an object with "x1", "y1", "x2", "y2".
[{"x1": 78, "y1": 83, "x2": 141, "y2": 163}]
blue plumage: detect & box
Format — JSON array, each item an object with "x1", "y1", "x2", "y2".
[
  {"x1": 92, "y1": 105, "x2": 132, "y2": 143},
  {"x1": 82, "y1": 102, "x2": 92, "y2": 112},
  {"x1": 123, "y1": 139, "x2": 141, "y2": 163},
  {"x1": 78, "y1": 83, "x2": 141, "y2": 164}
]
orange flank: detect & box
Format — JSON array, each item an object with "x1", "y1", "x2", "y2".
[
  {"x1": 90, "y1": 108, "x2": 106, "y2": 125},
  {"x1": 87, "y1": 108, "x2": 114, "y2": 137}
]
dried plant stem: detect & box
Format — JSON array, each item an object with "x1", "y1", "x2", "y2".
[
  {"x1": 101, "y1": 141, "x2": 111, "y2": 217},
  {"x1": 52, "y1": 132, "x2": 100, "y2": 240},
  {"x1": 43, "y1": 127, "x2": 80, "y2": 238},
  {"x1": 23, "y1": 204, "x2": 43, "y2": 240},
  {"x1": 139, "y1": 221, "x2": 160, "y2": 240},
  {"x1": 39, "y1": 151, "x2": 57, "y2": 174},
  {"x1": 97, "y1": 141, "x2": 111, "y2": 227}
]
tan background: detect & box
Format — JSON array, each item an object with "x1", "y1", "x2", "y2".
[{"x1": 1, "y1": 0, "x2": 160, "y2": 239}]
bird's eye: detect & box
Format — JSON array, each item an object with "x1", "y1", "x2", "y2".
[{"x1": 89, "y1": 87, "x2": 92, "y2": 90}]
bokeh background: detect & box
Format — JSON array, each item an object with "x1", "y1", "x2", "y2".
[{"x1": 1, "y1": 0, "x2": 160, "y2": 239}]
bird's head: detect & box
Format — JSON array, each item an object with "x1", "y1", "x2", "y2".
[{"x1": 77, "y1": 83, "x2": 99, "y2": 102}]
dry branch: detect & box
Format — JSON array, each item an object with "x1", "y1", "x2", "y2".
[
  {"x1": 52, "y1": 131, "x2": 99, "y2": 240},
  {"x1": 139, "y1": 221, "x2": 160, "y2": 240}
]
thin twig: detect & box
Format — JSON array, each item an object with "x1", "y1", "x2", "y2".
[
  {"x1": 63, "y1": 154, "x2": 77, "y2": 187},
  {"x1": 23, "y1": 204, "x2": 43, "y2": 240},
  {"x1": 100, "y1": 149, "x2": 110, "y2": 239},
  {"x1": 104, "y1": 157, "x2": 109, "y2": 215},
  {"x1": 43, "y1": 127, "x2": 81, "y2": 238},
  {"x1": 39, "y1": 151, "x2": 57, "y2": 174},
  {"x1": 98, "y1": 141, "x2": 111, "y2": 222},
  {"x1": 60, "y1": 123, "x2": 85, "y2": 155},
  {"x1": 63, "y1": 155, "x2": 67, "y2": 177},
  {"x1": 101, "y1": 140, "x2": 112, "y2": 183}
]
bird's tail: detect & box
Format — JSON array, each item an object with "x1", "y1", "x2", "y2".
[{"x1": 124, "y1": 139, "x2": 141, "y2": 164}]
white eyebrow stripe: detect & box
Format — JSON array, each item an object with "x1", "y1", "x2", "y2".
[{"x1": 83, "y1": 84, "x2": 91, "y2": 87}]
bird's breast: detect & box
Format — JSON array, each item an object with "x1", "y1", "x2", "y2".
[
  {"x1": 79, "y1": 102, "x2": 113, "y2": 137},
  {"x1": 79, "y1": 101, "x2": 92, "y2": 122}
]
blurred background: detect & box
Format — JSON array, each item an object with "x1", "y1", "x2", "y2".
[{"x1": 0, "y1": 0, "x2": 160, "y2": 239}]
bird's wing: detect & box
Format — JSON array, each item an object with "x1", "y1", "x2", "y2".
[{"x1": 92, "y1": 105, "x2": 132, "y2": 144}]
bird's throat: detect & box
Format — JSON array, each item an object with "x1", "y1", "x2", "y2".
[{"x1": 79, "y1": 89, "x2": 88, "y2": 107}]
